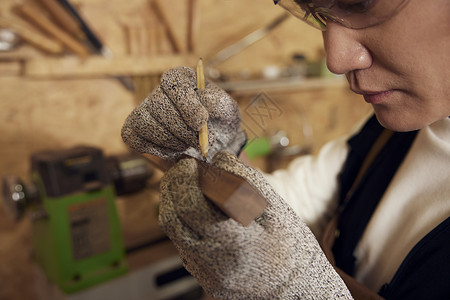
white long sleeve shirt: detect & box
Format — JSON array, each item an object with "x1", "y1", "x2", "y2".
[{"x1": 264, "y1": 116, "x2": 450, "y2": 292}]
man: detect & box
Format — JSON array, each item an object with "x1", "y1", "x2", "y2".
[{"x1": 122, "y1": 0, "x2": 450, "y2": 298}]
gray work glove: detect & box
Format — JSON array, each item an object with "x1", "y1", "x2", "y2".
[
  {"x1": 121, "y1": 67, "x2": 246, "y2": 162},
  {"x1": 159, "y1": 151, "x2": 353, "y2": 300}
]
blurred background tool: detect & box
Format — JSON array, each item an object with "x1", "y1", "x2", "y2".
[
  {"x1": 55, "y1": 0, "x2": 135, "y2": 91},
  {"x1": 186, "y1": 0, "x2": 199, "y2": 53},
  {"x1": 56, "y1": 0, "x2": 108, "y2": 55},
  {"x1": 0, "y1": 15, "x2": 64, "y2": 55},
  {"x1": 121, "y1": 0, "x2": 201, "y2": 103},
  {"x1": 205, "y1": 12, "x2": 290, "y2": 74},
  {"x1": 2, "y1": 146, "x2": 153, "y2": 294},
  {"x1": 150, "y1": 0, "x2": 183, "y2": 54},
  {"x1": 0, "y1": 27, "x2": 21, "y2": 51},
  {"x1": 36, "y1": 0, "x2": 85, "y2": 41},
  {"x1": 13, "y1": 0, "x2": 135, "y2": 90},
  {"x1": 14, "y1": 3, "x2": 90, "y2": 58}
]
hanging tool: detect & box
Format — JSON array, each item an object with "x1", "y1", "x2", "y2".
[
  {"x1": 187, "y1": 0, "x2": 199, "y2": 53},
  {"x1": 55, "y1": 0, "x2": 135, "y2": 91},
  {"x1": 15, "y1": 3, "x2": 90, "y2": 57},
  {"x1": 149, "y1": 0, "x2": 183, "y2": 53},
  {"x1": 36, "y1": 0, "x2": 85, "y2": 40},
  {"x1": 0, "y1": 16, "x2": 64, "y2": 54},
  {"x1": 206, "y1": 13, "x2": 290, "y2": 68}
]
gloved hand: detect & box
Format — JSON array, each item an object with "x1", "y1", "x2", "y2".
[
  {"x1": 121, "y1": 66, "x2": 246, "y2": 162},
  {"x1": 159, "y1": 151, "x2": 353, "y2": 300}
]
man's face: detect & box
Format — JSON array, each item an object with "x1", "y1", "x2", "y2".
[{"x1": 322, "y1": 0, "x2": 450, "y2": 131}]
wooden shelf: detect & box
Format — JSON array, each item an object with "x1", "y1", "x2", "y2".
[
  {"x1": 217, "y1": 76, "x2": 347, "y2": 95},
  {"x1": 23, "y1": 54, "x2": 196, "y2": 78}
]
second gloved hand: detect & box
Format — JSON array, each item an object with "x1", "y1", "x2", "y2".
[
  {"x1": 159, "y1": 151, "x2": 352, "y2": 300},
  {"x1": 121, "y1": 66, "x2": 246, "y2": 161}
]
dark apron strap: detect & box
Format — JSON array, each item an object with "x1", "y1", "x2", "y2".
[
  {"x1": 320, "y1": 127, "x2": 393, "y2": 300},
  {"x1": 332, "y1": 123, "x2": 418, "y2": 276},
  {"x1": 320, "y1": 215, "x2": 384, "y2": 300},
  {"x1": 319, "y1": 115, "x2": 418, "y2": 298}
]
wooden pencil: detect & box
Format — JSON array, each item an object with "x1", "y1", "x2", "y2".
[{"x1": 196, "y1": 58, "x2": 209, "y2": 159}]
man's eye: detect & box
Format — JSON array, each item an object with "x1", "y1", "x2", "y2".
[{"x1": 337, "y1": 0, "x2": 374, "y2": 13}]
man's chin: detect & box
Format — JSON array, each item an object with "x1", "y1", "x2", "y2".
[{"x1": 373, "y1": 111, "x2": 423, "y2": 133}]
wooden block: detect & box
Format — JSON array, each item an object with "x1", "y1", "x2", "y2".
[
  {"x1": 196, "y1": 159, "x2": 267, "y2": 227},
  {"x1": 142, "y1": 153, "x2": 267, "y2": 227}
]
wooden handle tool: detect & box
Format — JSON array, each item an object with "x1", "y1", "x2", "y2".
[
  {"x1": 15, "y1": 3, "x2": 90, "y2": 57},
  {"x1": 142, "y1": 153, "x2": 267, "y2": 227},
  {"x1": 187, "y1": 0, "x2": 199, "y2": 53},
  {"x1": 35, "y1": 0, "x2": 85, "y2": 40},
  {"x1": 0, "y1": 16, "x2": 64, "y2": 55},
  {"x1": 150, "y1": 0, "x2": 182, "y2": 53}
]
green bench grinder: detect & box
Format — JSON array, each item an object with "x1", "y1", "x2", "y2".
[{"x1": 2, "y1": 146, "x2": 152, "y2": 294}]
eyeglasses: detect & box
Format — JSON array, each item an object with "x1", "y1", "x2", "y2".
[{"x1": 274, "y1": 0, "x2": 411, "y2": 30}]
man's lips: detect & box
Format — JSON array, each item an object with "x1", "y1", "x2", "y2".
[{"x1": 350, "y1": 88, "x2": 395, "y2": 104}]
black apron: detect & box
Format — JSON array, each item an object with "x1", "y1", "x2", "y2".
[{"x1": 329, "y1": 115, "x2": 450, "y2": 300}]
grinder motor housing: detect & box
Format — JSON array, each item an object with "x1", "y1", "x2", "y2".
[{"x1": 29, "y1": 146, "x2": 127, "y2": 293}]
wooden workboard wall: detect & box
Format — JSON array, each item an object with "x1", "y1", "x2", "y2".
[{"x1": 0, "y1": 0, "x2": 370, "y2": 299}]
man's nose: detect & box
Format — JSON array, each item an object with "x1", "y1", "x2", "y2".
[{"x1": 322, "y1": 22, "x2": 372, "y2": 75}]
